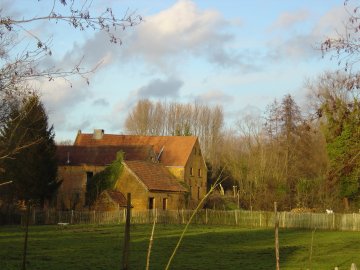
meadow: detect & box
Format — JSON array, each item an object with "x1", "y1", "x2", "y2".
[{"x1": 0, "y1": 224, "x2": 359, "y2": 270}]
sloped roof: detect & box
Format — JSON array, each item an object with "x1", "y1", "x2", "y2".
[
  {"x1": 124, "y1": 160, "x2": 187, "y2": 193},
  {"x1": 56, "y1": 145, "x2": 154, "y2": 166},
  {"x1": 74, "y1": 133, "x2": 197, "y2": 166},
  {"x1": 105, "y1": 190, "x2": 127, "y2": 207}
]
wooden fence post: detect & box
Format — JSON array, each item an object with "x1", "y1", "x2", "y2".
[
  {"x1": 274, "y1": 202, "x2": 280, "y2": 270},
  {"x1": 234, "y1": 210, "x2": 237, "y2": 226},
  {"x1": 122, "y1": 193, "x2": 131, "y2": 270},
  {"x1": 70, "y1": 210, "x2": 74, "y2": 224},
  {"x1": 205, "y1": 209, "x2": 208, "y2": 225},
  {"x1": 32, "y1": 208, "x2": 36, "y2": 225}
]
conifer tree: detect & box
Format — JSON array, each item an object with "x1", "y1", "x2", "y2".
[{"x1": 0, "y1": 94, "x2": 58, "y2": 206}]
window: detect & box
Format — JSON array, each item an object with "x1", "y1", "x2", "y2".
[
  {"x1": 149, "y1": 197, "x2": 155, "y2": 209},
  {"x1": 86, "y1": 171, "x2": 93, "y2": 188},
  {"x1": 198, "y1": 169, "x2": 202, "y2": 177},
  {"x1": 86, "y1": 171, "x2": 93, "y2": 179},
  {"x1": 162, "y1": 198, "x2": 167, "y2": 210},
  {"x1": 190, "y1": 167, "x2": 194, "y2": 176},
  {"x1": 197, "y1": 187, "x2": 200, "y2": 200}
]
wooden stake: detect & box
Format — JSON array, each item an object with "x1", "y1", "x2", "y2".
[
  {"x1": 122, "y1": 193, "x2": 131, "y2": 270},
  {"x1": 274, "y1": 202, "x2": 280, "y2": 270},
  {"x1": 146, "y1": 215, "x2": 157, "y2": 270},
  {"x1": 22, "y1": 203, "x2": 31, "y2": 270}
]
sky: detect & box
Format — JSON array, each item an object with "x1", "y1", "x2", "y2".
[{"x1": 1, "y1": 0, "x2": 349, "y2": 141}]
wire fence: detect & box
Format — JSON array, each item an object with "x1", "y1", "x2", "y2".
[{"x1": 2, "y1": 208, "x2": 360, "y2": 231}]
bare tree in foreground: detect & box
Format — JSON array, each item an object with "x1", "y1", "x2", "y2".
[{"x1": 0, "y1": 0, "x2": 141, "y2": 163}]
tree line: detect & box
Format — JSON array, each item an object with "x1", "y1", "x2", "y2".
[{"x1": 124, "y1": 71, "x2": 360, "y2": 212}]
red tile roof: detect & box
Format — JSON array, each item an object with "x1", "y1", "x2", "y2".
[
  {"x1": 105, "y1": 190, "x2": 127, "y2": 207},
  {"x1": 56, "y1": 145, "x2": 154, "y2": 166},
  {"x1": 74, "y1": 133, "x2": 197, "y2": 166},
  {"x1": 124, "y1": 160, "x2": 187, "y2": 193}
]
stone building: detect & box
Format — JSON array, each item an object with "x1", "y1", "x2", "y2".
[{"x1": 56, "y1": 129, "x2": 207, "y2": 210}]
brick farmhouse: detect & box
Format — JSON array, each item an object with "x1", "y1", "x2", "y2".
[{"x1": 56, "y1": 129, "x2": 207, "y2": 210}]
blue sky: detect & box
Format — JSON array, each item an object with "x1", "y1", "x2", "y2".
[{"x1": 2, "y1": 0, "x2": 348, "y2": 141}]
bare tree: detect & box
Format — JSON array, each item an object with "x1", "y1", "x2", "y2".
[
  {"x1": 124, "y1": 99, "x2": 224, "y2": 162},
  {"x1": 0, "y1": 0, "x2": 141, "y2": 162}
]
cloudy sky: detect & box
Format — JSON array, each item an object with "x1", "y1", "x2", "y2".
[{"x1": 3, "y1": 0, "x2": 347, "y2": 141}]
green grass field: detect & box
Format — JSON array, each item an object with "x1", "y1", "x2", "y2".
[{"x1": 0, "y1": 224, "x2": 359, "y2": 269}]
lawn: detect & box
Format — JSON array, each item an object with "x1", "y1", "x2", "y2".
[{"x1": 0, "y1": 224, "x2": 359, "y2": 269}]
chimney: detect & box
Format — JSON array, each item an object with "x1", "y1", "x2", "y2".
[{"x1": 93, "y1": 129, "x2": 104, "y2": 140}]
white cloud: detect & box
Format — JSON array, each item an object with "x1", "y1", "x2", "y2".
[
  {"x1": 195, "y1": 89, "x2": 233, "y2": 104},
  {"x1": 34, "y1": 77, "x2": 92, "y2": 132},
  {"x1": 267, "y1": 5, "x2": 348, "y2": 61},
  {"x1": 51, "y1": 0, "x2": 246, "y2": 75},
  {"x1": 270, "y1": 9, "x2": 310, "y2": 31},
  {"x1": 125, "y1": 0, "x2": 238, "y2": 68}
]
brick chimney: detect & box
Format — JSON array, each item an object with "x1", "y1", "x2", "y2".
[{"x1": 93, "y1": 129, "x2": 104, "y2": 140}]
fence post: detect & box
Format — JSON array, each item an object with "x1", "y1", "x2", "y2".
[
  {"x1": 205, "y1": 209, "x2": 208, "y2": 225},
  {"x1": 274, "y1": 202, "x2": 280, "y2": 270},
  {"x1": 32, "y1": 208, "x2": 36, "y2": 225},
  {"x1": 122, "y1": 193, "x2": 131, "y2": 270},
  {"x1": 71, "y1": 210, "x2": 74, "y2": 224},
  {"x1": 117, "y1": 204, "x2": 121, "y2": 224}
]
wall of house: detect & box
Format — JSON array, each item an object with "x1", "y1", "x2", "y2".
[
  {"x1": 93, "y1": 192, "x2": 119, "y2": 211},
  {"x1": 167, "y1": 166, "x2": 185, "y2": 180},
  {"x1": 147, "y1": 191, "x2": 185, "y2": 210},
  {"x1": 184, "y1": 140, "x2": 207, "y2": 203},
  {"x1": 57, "y1": 165, "x2": 105, "y2": 210},
  {"x1": 115, "y1": 166, "x2": 185, "y2": 210}
]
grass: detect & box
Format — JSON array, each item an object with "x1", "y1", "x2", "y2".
[{"x1": 0, "y1": 224, "x2": 359, "y2": 269}]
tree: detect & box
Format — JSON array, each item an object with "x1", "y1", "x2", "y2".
[
  {"x1": 321, "y1": 0, "x2": 360, "y2": 74},
  {"x1": 124, "y1": 99, "x2": 224, "y2": 163},
  {"x1": 0, "y1": 0, "x2": 141, "y2": 163},
  {"x1": 0, "y1": 94, "x2": 58, "y2": 206},
  {"x1": 307, "y1": 72, "x2": 360, "y2": 210}
]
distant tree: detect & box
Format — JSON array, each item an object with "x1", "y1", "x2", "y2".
[
  {"x1": 307, "y1": 72, "x2": 360, "y2": 210},
  {"x1": 0, "y1": 94, "x2": 58, "y2": 206},
  {"x1": 124, "y1": 99, "x2": 224, "y2": 163},
  {"x1": 56, "y1": 139, "x2": 73, "y2": 146}
]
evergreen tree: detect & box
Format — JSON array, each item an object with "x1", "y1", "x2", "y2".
[{"x1": 0, "y1": 94, "x2": 58, "y2": 206}]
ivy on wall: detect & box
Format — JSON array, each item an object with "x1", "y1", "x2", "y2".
[{"x1": 86, "y1": 152, "x2": 124, "y2": 206}]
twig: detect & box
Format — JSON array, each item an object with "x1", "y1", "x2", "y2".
[
  {"x1": 165, "y1": 174, "x2": 224, "y2": 270},
  {"x1": 145, "y1": 215, "x2": 157, "y2": 270}
]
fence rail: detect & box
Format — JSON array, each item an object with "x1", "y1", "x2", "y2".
[{"x1": 2, "y1": 208, "x2": 360, "y2": 231}]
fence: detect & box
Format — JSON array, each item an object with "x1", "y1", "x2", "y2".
[{"x1": 2, "y1": 208, "x2": 360, "y2": 231}]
